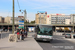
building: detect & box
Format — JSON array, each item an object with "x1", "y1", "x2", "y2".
[
  {"x1": 36, "y1": 13, "x2": 71, "y2": 25},
  {"x1": 46, "y1": 14, "x2": 51, "y2": 24},
  {"x1": 35, "y1": 11, "x2": 47, "y2": 24},
  {"x1": 0, "y1": 16, "x2": 5, "y2": 23},
  {"x1": 5, "y1": 16, "x2": 11, "y2": 24},
  {"x1": 26, "y1": 19, "x2": 29, "y2": 22},
  {"x1": 50, "y1": 14, "x2": 71, "y2": 24},
  {"x1": 10, "y1": 16, "x2": 24, "y2": 24},
  {"x1": 70, "y1": 14, "x2": 75, "y2": 24}
]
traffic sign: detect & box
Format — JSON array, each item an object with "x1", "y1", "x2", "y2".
[{"x1": 19, "y1": 21, "x2": 24, "y2": 29}]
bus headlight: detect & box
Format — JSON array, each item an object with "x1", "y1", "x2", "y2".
[{"x1": 37, "y1": 35, "x2": 41, "y2": 38}]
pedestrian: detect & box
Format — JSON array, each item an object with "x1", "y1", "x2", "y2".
[
  {"x1": 20, "y1": 29, "x2": 22, "y2": 40},
  {"x1": 17, "y1": 29, "x2": 20, "y2": 40},
  {"x1": 24, "y1": 29, "x2": 28, "y2": 38},
  {"x1": 20, "y1": 29, "x2": 25, "y2": 40}
]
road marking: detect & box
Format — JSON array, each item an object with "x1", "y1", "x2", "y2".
[{"x1": 53, "y1": 38, "x2": 75, "y2": 43}]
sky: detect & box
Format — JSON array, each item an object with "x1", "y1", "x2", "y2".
[{"x1": 0, "y1": 0, "x2": 75, "y2": 21}]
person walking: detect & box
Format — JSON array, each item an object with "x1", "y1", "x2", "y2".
[
  {"x1": 20, "y1": 29, "x2": 25, "y2": 40},
  {"x1": 24, "y1": 29, "x2": 28, "y2": 38},
  {"x1": 17, "y1": 29, "x2": 20, "y2": 40}
]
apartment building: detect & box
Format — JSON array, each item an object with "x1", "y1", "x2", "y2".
[
  {"x1": 0, "y1": 16, "x2": 5, "y2": 23},
  {"x1": 4, "y1": 16, "x2": 24, "y2": 24},
  {"x1": 10, "y1": 16, "x2": 24, "y2": 24},
  {"x1": 36, "y1": 13, "x2": 71, "y2": 25},
  {"x1": 51, "y1": 14, "x2": 71, "y2": 24},
  {"x1": 5, "y1": 16, "x2": 11, "y2": 23},
  {"x1": 70, "y1": 14, "x2": 75, "y2": 24},
  {"x1": 35, "y1": 11, "x2": 47, "y2": 24}
]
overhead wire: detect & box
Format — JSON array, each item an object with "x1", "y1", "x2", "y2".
[{"x1": 17, "y1": 0, "x2": 20, "y2": 9}]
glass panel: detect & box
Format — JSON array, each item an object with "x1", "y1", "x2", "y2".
[{"x1": 36, "y1": 25, "x2": 53, "y2": 35}]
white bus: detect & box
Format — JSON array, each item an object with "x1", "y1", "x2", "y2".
[{"x1": 34, "y1": 24, "x2": 53, "y2": 42}]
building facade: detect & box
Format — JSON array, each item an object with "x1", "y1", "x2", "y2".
[
  {"x1": 70, "y1": 14, "x2": 75, "y2": 24},
  {"x1": 35, "y1": 11, "x2": 47, "y2": 24},
  {"x1": 10, "y1": 16, "x2": 24, "y2": 24},
  {"x1": 4, "y1": 16, "x2": 24, "y2": 24},
  {"x1": 51, "y1": 14, "x2": 71, "y2": 24},
  {"x1": 0, "y1": 16, "x2": 5, "y2": 23},
  {"x1": 5, "y1": 16, "x2": 11, "y2": 24},
  {"x1": 36, "y1": 13, "x2": 71, "y2": 25}
]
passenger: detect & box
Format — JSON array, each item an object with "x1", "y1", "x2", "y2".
[
  {"x1": 17, "y1": 29, "x2": 20, "y2": 40},
  {"x1": 24, "y1": 29, "x2": 28, "y2": 38},
  {"x1": 20, "y1": 29, "x2": 25, "y2": 40}
]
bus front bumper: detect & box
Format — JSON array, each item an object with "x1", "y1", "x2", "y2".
[{"x1": 35, "y1": 38, "x2": 53, "y2": 41}]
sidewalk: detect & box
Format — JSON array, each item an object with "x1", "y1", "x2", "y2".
[{"x1": 0, "y1": 32, "x2": 43, "y2": 50}]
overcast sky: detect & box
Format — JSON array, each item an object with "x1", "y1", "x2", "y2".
[{"x1": 0, "y1": 0, "x2": 75, "y2": 21}]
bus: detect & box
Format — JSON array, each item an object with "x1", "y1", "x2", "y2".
[{"x1": 34, "y1": 24, "x2": 53, "y2": 42}]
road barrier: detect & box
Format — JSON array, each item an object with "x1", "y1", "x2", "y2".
[{"x1": 0, "y1": 32, "x2": 10, "y2": 39}]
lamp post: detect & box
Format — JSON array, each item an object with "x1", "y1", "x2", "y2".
[
  {"x1": 12, "y1": 0, "x2": 15, "y2": 34},
  {"x1": 19, "y1": 9, "x2": 27, "y2": 30},
  {"x1": 23, "y1": 10, "x2": 27, "y2": 30}
]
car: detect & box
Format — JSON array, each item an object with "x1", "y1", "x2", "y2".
[
  {"x1": 5, "y1": 29, "x2": 8, "y2": 32},
  {"x1": 0, "y1": 29, "x2": 3, "y2": 32},
  {"x1": 1, "y1": 29, "x2": 8, "y2": 32},
  {"x1": 73, "y1": 35, "x2": 75, "y2": 38},
  {"x1": 62, "y1": 33, "x2": 65, "y2": 35},
  {"x1": 65, "y1": 34, "x2": 71, "y2": 38}
]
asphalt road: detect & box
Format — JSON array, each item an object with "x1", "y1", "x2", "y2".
[{"x1": 37, "y1": 35, "x2": 75, "y2": 50}]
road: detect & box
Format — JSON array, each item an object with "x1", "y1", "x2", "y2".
[
  {"x1": 37, "y1": 34, "x2": 75, "y2": 50},
  {"x1": 0, "y1": 32, "x2": 75, "y2": 50}
]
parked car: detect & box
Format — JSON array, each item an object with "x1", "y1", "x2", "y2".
[
  {"x1": 65, "y1": 34, "x2": 71, "y2": 38},
  {"x1": 2, "y1": 29, "x2": 8, "y2": 32},
  {"x1": 4, "y1": 29, "x2": 8, "y2": 32},
  {"x1": 0, "y1": 29, "x2": 3, "y2": 32},
  {"x1": 62, "y1": 33, "x2": 65, "y2": 35},
  {"x1": 73, "y1": 35, "x2": 75, "y2": 38}
]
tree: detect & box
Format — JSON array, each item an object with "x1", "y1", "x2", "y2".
[
  {"x1": 30, "y1": 20, "x2": 35, "y2": 23},
  {"x1": 25, "y1": 20, "x2": 29, "y2": 24}
]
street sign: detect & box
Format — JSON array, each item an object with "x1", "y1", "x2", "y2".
[{"x1": 19, "y1": 21, "x2": 24, "y2": 29}]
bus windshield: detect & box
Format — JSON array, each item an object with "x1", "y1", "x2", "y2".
[{"x1": 36, "y1": 25, "x2": 53, "y2": 35}]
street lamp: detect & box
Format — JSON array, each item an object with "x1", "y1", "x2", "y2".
[
  {"x1": 19, "y1": 9, "x2": 27, "y2": 30},
  {"x1": 12, "y1": 0, "x2": 15, "y2": 34}
]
